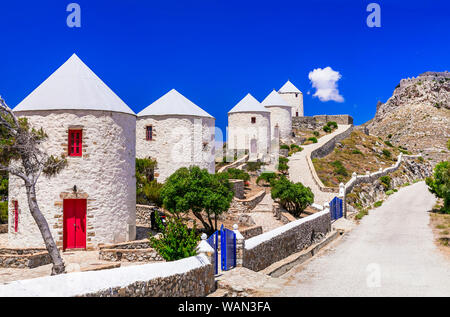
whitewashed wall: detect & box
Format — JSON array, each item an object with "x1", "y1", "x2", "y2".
[
  {"x1": 8, "y1": 110, "x2": 136, "y2": 249},
  {"x1": 227, "y1": 112, "x2": 271, "y2": 159},
  {"x1": 136, "y1": 115, "x2": 215, "y2": 182},
  {"x1": 265, "y1": 105, "x2": 292, "y2": 142},
  {"x1": 279, "y1": 92, "x2": 304, "y2": 117}
]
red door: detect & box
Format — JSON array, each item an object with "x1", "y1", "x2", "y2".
[{"x1": 63, "y1": 199, "x2": 86, "y2": 250}]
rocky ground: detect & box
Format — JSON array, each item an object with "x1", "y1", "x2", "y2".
[{"x1": 364, "y1": 71, "x2": 450, "y2": 164}]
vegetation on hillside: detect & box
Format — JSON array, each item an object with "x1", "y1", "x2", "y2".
[
  {"x1": 426, "y1": 161, "x2": 450, "y2": 214},
  {"x1": 312, "y1": 130, "x2": 401, "y2": 187}
]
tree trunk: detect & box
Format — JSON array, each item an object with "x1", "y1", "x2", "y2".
[{"x1": 25, "y1": 183, "x2": 65, "y2": 275}]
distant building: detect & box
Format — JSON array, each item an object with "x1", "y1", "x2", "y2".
[
  {"x1": 278, "y1": 80, "x2": 304, "y2": 117},
  {"x1": 9, "y1": 54, "x2": 137, "y2": 249},
  {"x1": 227, "y1": 94, "x2": 271, "y2": 160},
  {"x1": 136, "y1": 89, "x2": 215, "y2": 182},
  {"x1": 261, "y1": 90, "x2": 293, "y2": 142}
]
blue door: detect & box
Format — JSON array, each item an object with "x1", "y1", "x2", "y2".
[
  {"x1": 330, "y1": 197, "x2": 343, "y2": 220},
  {"x1": 220, "y1": 225, "x2": 236, "y2": 271}
]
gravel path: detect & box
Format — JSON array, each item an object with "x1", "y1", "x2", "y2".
[
  {"x1": 277, "y1": 182, "x2": 450, "y2": 296},
  {"x1": 288, "y1": 125, "x2": 352, "y2": 205}
]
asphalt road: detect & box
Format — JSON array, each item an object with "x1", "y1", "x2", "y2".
[{"x1": 278, "y1": 181, "x2": 450, "y2": 297}]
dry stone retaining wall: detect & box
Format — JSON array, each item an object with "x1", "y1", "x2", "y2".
[
  {"x1": 228, "y1": 190, "x2": 266, "y2": 213},
  {"x1": 0, "y1": 248, "x2": 51, "y2": 268},
  {"x1": 99, "y1": 239, "x2": 164, "y2": 262},
  {"x1": 242, "y1": 210, "x2": 331, "y2": 271}
]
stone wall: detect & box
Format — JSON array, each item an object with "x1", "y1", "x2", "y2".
[
  {"x1": 98, "y1": 239, "x2": 164, "y2": 262},
  {"x1": 229, "y1": 179, "x2": 245, "y2": 199},
  {"x1": 228, "y1": 190, "x2": 266, "y2": 213},
  {"x1": 0, "y1": 224, "x2": 7, "y2": 234},
  {"x1": 136, "y1": 204, "x2": 158, "y2": 226},
  {"x1": 242, "y1": 209, "x2": 331, "y2": 271},
  {"x1": 240, "y1": 226, "x2": 263, "y2": 239},
  {"x1": 310, "y1": 125, "x2": 354, "y2": 159},
  {"x1": 314, "y1": 115, "x2": 354, "y2": 125},
  {"x1": 0, "y1": 248, "x2": 51, "y2": 268},
  {"x1": 292, "y1": 115, "x2": 353, "y2": 130},
  {"x1": 0, "y1": 255, "x2": 215, "y2": 297}
]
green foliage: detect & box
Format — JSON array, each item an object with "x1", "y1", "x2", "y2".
[
  {"x1": 280, "y1": 144, "x2": 290, "y2": 150},
  {"x1": 382, "y1": 149, "x2": 391, "y2": 158},
  {"x1": 323, "y1": 125, "x2": 332, "y2": 133},
  {"x1": 270, "y1": 176, "x2": 314, "y2": 217},
  {"x1": 0, "y1": 201, "x2": 7, "y2": 224},
  {"x1": 308, "y1": 137, "x2": 318, "y2": 143},
  {"x1": 136, "y1": 158, "x2": 163, "y2": 206},
  {"x1": 222, "y1": 168, "x2": 250, "y2": 181},
  {"x1": 447, "y1": 139, "x2": 450, "y2": 151},
  {"x1": 149, "y1": 212, "x2": 200, "y2": 261},
  {"x1": 384, "y1": 140, "x2": 393, "y2": 147},
  {"x1": 245, "y1": 161, "x2": 264, "y2": 172},
  {"x1": 0, "y1": 172, "x2": 7, "y2": 201},
  {"x1": 313, "y1": 131, "x2": 319, "y2": 137},
  {"x1": 327, "y1": 121, "x2": 338, "y2": 129},
  {"x1": 374, "y1": 201, "x2": 383, "y2": 207},
  {"x1": 385, "y1": 190, "x2": 394, "y2": 195},
  {"x1": 387, "y1": 134, "x2": 392, "y2": 139},
  {"x1": 331, "y1": 160, "x2": 348, "y2": 176},
  {"x1": 161, "y1": 166, "x2": 234, "y2": 233},
  {"x1": 379, "y1": 175, "x2": 391, "y2": 191},
  {"x1": 355, "y1": 209, "x2": 368, "y2": 220},
  {"x1": 426, "y1": 161, "x2": 450, "y2": 213},
  {"x1": 256, "y1": 172, "x2": 278, "y2": 186},
  {"x1": 352, "y1": 149, "x2": 363, "y2": 155},
  {"x1": 288, "y1": 144, "x2": 303, "y2": 156},
  {"x1": 277, "y1": 157, "x2": 289, "y2": 173}
]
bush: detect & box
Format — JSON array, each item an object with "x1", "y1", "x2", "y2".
[
  {"x1": 379, "y1": 175, "x2": 391, "y2": 191},
  {"x1": 223, "y1": 168, "x2": 250, "y2": 181},
  {"x1": 0, "y1": 172, "x2": 7, "y2": 201},
  {"x1": 278, "y1": 157, "x2": 289, "y2": 174},
  {"x1": 331, "y1": 160, "x2": 348, "y2": 177},
  {"x1": 0, "y1": 202, "x2": 8, "y2": 224},
  {"x1": 384, "y1": 140, "x2": 393, "y2": 147},
  {"x1": 323, "y1": 125, "x2": 332, "y2": 133},
  {"x1": 352, "y1": 149, "x2": 363, "y2": 155},
  {"x1": 426, "y1": 161, "x2": 450, "y2": 213},
  {"x1": 280, "y1": 144, "x2": 290, "y2": 150},
  {"x1": 327, "y1": 121, "x2": 338, "y2": 129},
  {"x1": 308, "y1": 137, "x2": 318, "y2": 143},
  {"x1": 149, "y1": 213, "x2": 200, "y2": 261},
  {"x1": 382, "y1": 149, "x2": 391, "y2": 158},
  {"x1": 256, "y1": 172, "x2": 278, "y2": 186},
  {"x1": 374, "y1": 201, "x2": 383, "y2": 207},
  {"x1": 271, "y1": 176, "x2": 314, "y2": 217},
  {"x1": 355, "y1": 209, "x2": 368, "y2": 220},
  {"x1": 245, "y1": 161, "x2": 264, "y2": 172},
  {"x1": 313, "y1": 131, "x2": 319, "y2": 137},
  {"x1": 136, "y1": 158, "x2": 163, "y2": 206},
  {"x1": 447, "y1": 139, "x2": 450, "y2": 151},
  {"x1": 385, "y1": 190, "x2": 394, "y2": 195},
  {"x1": 288, "y1": 144, "x2": 303, "y2": 156},
  {"x1": 387, "y1": 134, "x2": 392, "y2": 139}
]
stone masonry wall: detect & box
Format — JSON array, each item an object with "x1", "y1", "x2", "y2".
[
  {"x1": 136, "y1": 204, "x2": 158, "y2": 226},
  {"x1": 242, "y1": 210, "x2": 331, "y2": 271},
  {"x1": 228, "y1": 190, "x2": 266, "y2": 213},
  {"x1": 292, "y1": 115, "x2": 353, "y2": 130}
]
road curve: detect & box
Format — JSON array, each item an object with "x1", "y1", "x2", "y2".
[{"x1": 277, "y1": 182, "x2": 450, "y2": 297}]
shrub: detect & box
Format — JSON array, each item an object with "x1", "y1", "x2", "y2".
[
  {"x1": 277, "y1": 157, "x2": 289, "y2": 174},
  {"x1": 331, "y1": 160, "x2": 348, "y2": 176},
  {"x1": 426, "y1": 161, "x2": 450, "y2": 213},
  {"x1": 308, "y1": 137, "x2": 318, "y2": 143},
  {"x1": 352, "y1": 149, "x2": 363, "y2": 155},
  {"x1": 0, "y1": 202, "x2": 7, "y2": 224},
  {"x1": 256, "y1": 172, "x2": 278, "y2": 186},
  {"x1": 136, "y1": 158, "x2": 163, "y2": 206},
  {"x1": 379, "y1": 175, "x2": 391, "y2": 191},
  {"x1": 374, "y1": 201, "x2": 383, "y2": 207},
  {"x1": 271, "y1": 176, "x2": 314, "y2": 217},
  {"x1": 385, "y1": 190, "x2": 394, "y2": 195},
  {"x1": 384, "y1": 140, "x2": 393, "y2": 147},
  {"x1": 246, "y1": 161, "x2": 264, "y2": 172},
  {"x1": 387, "y1": 134, "x2": 392, "y2": 139},
  {"x1": 288, "y1": 144, "x2": 303, "y2": 156},
  {"x1": 280, "y1": 144, "x2": 290, "y2": 150},
  {"x1": 313, "y1": 131, "x2": 319, "y2": 137},
  {"x1": 327, "y1": 121, "x2": 338, "y2": 129},
  {"x1": 323, "y1": 125, "x2": 332, "y2": 133},
  {"x1": 223, "y1": 168, "x2": 250, "y2": 181},
  {"x1": 149, "y1": 213, "x2": 200, "y2": 261},
  {"x1": 447, "y1": 139, "x2": 450, "y2": 151},
  {"x1": 417, "y1": 156, "x2": 424, "y2": 162},
  {"x1": 382, "y1": 149, "x2": 391, "y2": 158},
  {"x1": 355, "y1": 209, "x2": 368, "y2": 220}
]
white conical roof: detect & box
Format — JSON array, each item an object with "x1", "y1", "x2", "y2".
[
  {"x1": 278, "y1": 80, "x2": 302, "y2": 94},
  {"x1": 137, "y1": 89, "x2": 213, "y2": 118},
  {"x1": 228, "y1": 93, "x2": 269, "y2": 114},
  {"x1": 261, "y1": 90, "x2": 291, "y2": 107},
  {"x1": 14, "y1": 54, "x2": 135, "y2": 115}
]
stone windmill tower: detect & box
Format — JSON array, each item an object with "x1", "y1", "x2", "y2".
[{"x1": 278, "y1": 80, "x2": 304, "y2": 117}]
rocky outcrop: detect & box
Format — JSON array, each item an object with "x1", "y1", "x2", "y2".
[{"x1": 365, "y1": 71, "x2": 450, "y2": 163}]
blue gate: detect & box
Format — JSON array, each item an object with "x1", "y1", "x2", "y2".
[
  {"x1": 330, "y1": 196, "x2": 343, "y2": 220},
  {"x1": 220, "y1": 225, "x2": 236, "y2": 271},
  {"x1": 206, "y1": 230, "x2": 219, "y2": 274}
]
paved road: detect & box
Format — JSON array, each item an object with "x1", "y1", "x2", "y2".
[
  {"x1": 288, "y1": 125, "x2": 352, "y2": 205},
  {"x1": 278, "y1": 182, "x2": 450, "y2": 297}
]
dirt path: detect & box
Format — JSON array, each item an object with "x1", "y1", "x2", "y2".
[
  {"x1": 288, "y1": 125, "x2": 351, "y2": 205},
  {"x1": 276, "y1": 182, "x2": 450, "y2": 296}
]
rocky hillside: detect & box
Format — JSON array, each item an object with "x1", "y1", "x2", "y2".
[{"x1": 365, "y1": 71, "x2": 450, "y2": 163}]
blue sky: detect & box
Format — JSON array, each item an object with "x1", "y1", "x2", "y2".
[{"x1": 0, "y1": 0, "x2": 449, "y2": 136}]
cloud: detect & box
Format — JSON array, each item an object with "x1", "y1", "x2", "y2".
[{"x1": 308, "y1": 67, "x2": 344, "y2": 102}]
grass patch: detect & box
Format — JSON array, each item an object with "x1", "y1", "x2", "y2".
[
  {"x1": 385, "y1": 190, "x2": 394, "y2": 195},
  {"x1": 374, "y1": 200, "x2": 384, "y2": 208},
  {"x1": 355, "y1": 209, "x2": 369, "y2": 220}
]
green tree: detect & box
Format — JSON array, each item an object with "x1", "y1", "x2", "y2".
[
  {"x1": 149, "y1": 212, "x2": 200, "y2": 261},
  {"x1": 160, "y1": 166, "x2": 233, "y2": 234},
  {"x1": 426, "y1": 161, "x2": 450, "y2": 213},
  {"x1": 277, "y1": 157, "x2": 289, "y2": 174},
  {"x1": 0, "y1": 171, "x2": 7, "y2": 201},
  {"x1": 0, "y1": 97, "x2": 67, "y2": 274},
  {"x1": 136, "y1": 158, "x2": 163, "y2": 206},
  {"x1": 271, "y1": 176, "x2": 314, "y2": 217}
]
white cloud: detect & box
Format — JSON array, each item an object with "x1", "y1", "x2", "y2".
[{"x1": 308, "y1": 67, "x2": 344, "y2": 102}]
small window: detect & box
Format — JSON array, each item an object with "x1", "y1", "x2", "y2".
[
  {"x1": 14, "y1": 201, "x2": 18, "y2": 232},
  {"x1": 251, "y1": 117, "x2": 256, "y2": 124},
  {"x1": 68, "y1": 130, "x2": 82, "y2": 157},
  {"x1": 146, "y1": 126, "x2": 153, "y2": 141},
  {"x1": 296, "y1": 112, "x2": 299, "y2": 117}
]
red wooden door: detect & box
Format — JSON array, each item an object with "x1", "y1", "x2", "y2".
[{"x1": 63, "y1": 199, "x2": 86, "y2": 250}]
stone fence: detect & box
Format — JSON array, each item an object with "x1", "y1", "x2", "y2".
[
  {"x1": 292, "y1": 115, "x2": 353, "y2": 130},
  {"x1": 136, "y1": 204, "x2": 158, "y2": 226},
  {"x1": 0, "y1": 254, "x2": 215, "y2": 297},
  {"x1": 217, "y1": 154, "x2": 249, "y2": 173},
  {"x1": 228, "y1": 190, "x2": 266, "y2": 213},
  {"x1": 239, "y1": 209, "x2": 331, "y2": 272},
  {"x1": 98, "y1": 239, "x2": 164, "y2": 263}
]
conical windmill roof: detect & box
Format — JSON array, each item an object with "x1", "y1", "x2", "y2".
[
  {"x1": 137, "y1": 89, "x2": 214, "y2": 118},
  {"x1": 278, "y1": 80, "x2": 302, "y2": 94},
  {"x1": 228, "y1": 93, "x2": 269, "y2": 114},
  {"x1": 14, "y1": 54, "x2": 135, "y2": 115},
  {"x1": 261, "y1": 90, "x2": 291, "y2": 107}
]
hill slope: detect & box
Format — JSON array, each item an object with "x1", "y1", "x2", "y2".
[{"x1": 365, "y1": 71, "x2": 450, "y2": 163}]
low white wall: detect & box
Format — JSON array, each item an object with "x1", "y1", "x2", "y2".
[{"x1": 0, "y1": 255, "x2": 214, "y2": 297}]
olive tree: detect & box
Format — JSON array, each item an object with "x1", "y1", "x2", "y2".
[
  {"x1": 160, "y1": 166, "x2": 233, "y2": 234},
  {"x1": 426, "y1": 161, "x2": 450, "y2": 213},
  {"x1": 0, "y1": 97, "x2": 67, "y2": 275},
  {"x1": 271, "y1": 176, "x2": 314, "y2": 217}
]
